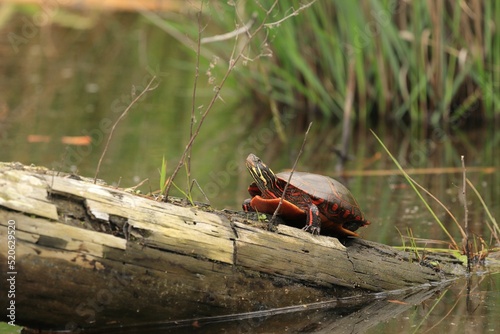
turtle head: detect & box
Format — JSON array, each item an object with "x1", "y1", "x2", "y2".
[{"x1": 245, "y1": 154, "x2": 277, "y2": 192}]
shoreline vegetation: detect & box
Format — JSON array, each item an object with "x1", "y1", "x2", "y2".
[
  {"x1": 215, "y1": 0, "x2": 499, "y2": 125},
  {"x1": 3, "y1": 0, "x2": 499, "y2": 126}
]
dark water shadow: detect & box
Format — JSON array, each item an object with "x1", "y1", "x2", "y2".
[{"x1": 22, "y1": 280, "x2": 456, "y2": 334}]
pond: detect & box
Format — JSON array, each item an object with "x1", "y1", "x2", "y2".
[{"x1": 0, "y1": 6, "x2": 499, "y2": 334}]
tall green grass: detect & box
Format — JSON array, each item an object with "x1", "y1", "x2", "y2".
[{"x1": 225, "y1": 0, "x2": 500, "y2": 125}]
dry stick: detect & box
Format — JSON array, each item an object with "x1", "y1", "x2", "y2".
[
  {"x1": 140, "y1": 10, "x2": 215, "y2": 61},
  {"x1": 461, "y1": 155, "x2": 471, "y2": 273},
  {"x1": 187, "y1": 9, "x2": 203, "y2": 186},
  {"x1": 336, "y1": 59, "x2": 355, "y2": 172},
  {"x1": 200, "y1": 14, "x2": 257, "y2": 44},
  {"x1": 264, "y1": 0, "x2": 318, "y2": 28},
  {"x1": 94, "y1": 76, "x2": 158, "y2": 183},
  {"x1": 466, "y1": 178, "x2": 499, "y2": 241},
  {"x1": 269, "y1": 122, "x2": 313, "y2": 230},
  {"x1": 163, "y1": 0, "x2": 280, "y2": 201},
  {"x1": 257, "y1": 62, "x2": 287, "y2": 143}
]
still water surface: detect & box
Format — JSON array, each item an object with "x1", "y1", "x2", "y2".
[{"x1": 1, "y1": 10, "x2": 499, "y2": 333}]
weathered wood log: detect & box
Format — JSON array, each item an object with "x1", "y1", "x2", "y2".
[{"x1": 0, "y1": 162, "x2": 464, "y2": 330}]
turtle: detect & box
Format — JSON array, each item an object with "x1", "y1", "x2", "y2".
[{"x1": 242, "y1": 153, "x2": 370, "y2": 237}]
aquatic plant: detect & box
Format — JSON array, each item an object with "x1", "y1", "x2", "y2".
[{"x1": 229, "y1": 0, "x2": 500, "y2": 125}]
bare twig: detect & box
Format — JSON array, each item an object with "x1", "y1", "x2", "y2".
[
  {"x1": 189, "y1": 179, "x2": 210, "y2": 204},
  {"x1": 124, "y1": 178, "x2": 149, "y2": 192},
  {"x1": 257, "y1": 59, "x2": 287, "y2": 143},
  {"x1": 264, "y1": 0, "x2": 317, "y2": 28},
  {"x1": 94, "y1": 76, "x2": 158, "y2": 183},
  {"x1": 201, "y1": 14, "x2": 257, "y2": 44},
  {"x1": 187, "y1": 9, "x2": 203, "y2": 188},
  {"x1": 163, "y1": 1, "x2": 280, "y2": 201},
  {"x1": 336, "y1": 59, "x2": 356, "y2": 172},
  {"x1": 461, "y1": 155, "x2": 471, "y2": 273},
  {"x1": 269, "y1": 122, "x2": 313, "y2": 230},
  {"x1": 466, "y1": 178, "x2": 499, "y2": 242},
  {"x1": 140, "y1": 10, "x2": 215, "y2": 61}
]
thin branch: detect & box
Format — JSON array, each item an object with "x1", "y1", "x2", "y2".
[
  {"x1": 94, "y1": 76, "x2": 158, "y2": 183},
  {"x1": 337, "y1": 59, "x2": 356, "y2": 172},
  {"x1": 461, "y1": 155, "x2": 471, "y2": 273},
  {"x1": 163, "y1": 0, "x2": 280, "y2": 201},
  {"x1": 201, "y1": 14, "x2": 257, "y2": 44},
  {"x1": 264, "y1": 0, "x2": 317, "y2": 28},
  {"x1": 269, "y1": 122, "x2": 313, "y2": 230},
  {"x1": 187, "y1": 9, "x2": 203, "y2": 188},
  {"x1": 466, "y1": 178, "x2": 499, "y2": 242},
  {"x1": 140, "y1": 9, "x2": 215, "y2": 61}
]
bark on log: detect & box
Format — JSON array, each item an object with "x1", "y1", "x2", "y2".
[{"x1": 0, "y1": 162, "x2": 464, "y2": 331}]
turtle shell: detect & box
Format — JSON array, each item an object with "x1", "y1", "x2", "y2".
[{"x1": 276, "y1": 171, "x2": 369, "y2": 234}]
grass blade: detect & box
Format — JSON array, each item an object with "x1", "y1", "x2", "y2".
[{"x1": 371, "y1": 130, "x2": 459, "y2": 250}]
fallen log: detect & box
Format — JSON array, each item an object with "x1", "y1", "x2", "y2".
[{"x1": 0, "y1": 162, "x2": 464, "y2": 331}]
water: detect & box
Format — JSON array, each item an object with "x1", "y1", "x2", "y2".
[{"x1": 1, "y1": 8, "x2": 499, "y2": 334}]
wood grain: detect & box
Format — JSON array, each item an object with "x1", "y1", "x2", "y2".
[{"x1": 0, "y1": 163, "x2": 464, "y2": 330}]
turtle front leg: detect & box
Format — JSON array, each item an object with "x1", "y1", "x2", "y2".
[
  {"x1": 242, "y1": 198, "x2": 254, "y2": 212},
  {"x1": 302, "y1": 204, "x2": 321, "y2": 235}
]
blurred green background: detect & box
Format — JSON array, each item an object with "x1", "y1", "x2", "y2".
[{"x1": 0, "y1": 1, "x2": 499, "y2": 333}]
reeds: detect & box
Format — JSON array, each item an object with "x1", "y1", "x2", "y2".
[
  {"x1": 231, "y1": 0, "x2": 500, "y2": 124},
  {"x1": 372, "y1": 130, "x2": 495, "y2": 268}
]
